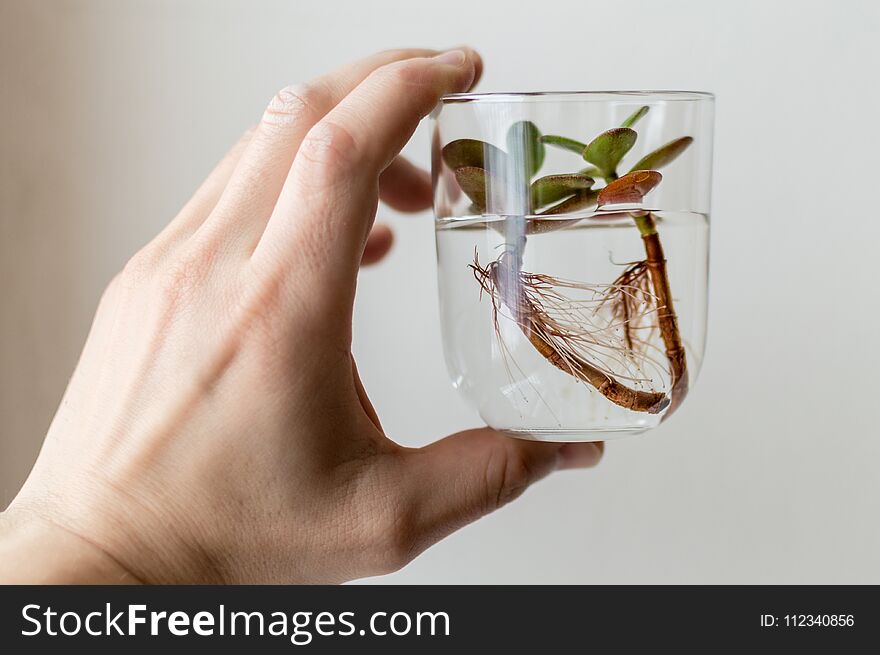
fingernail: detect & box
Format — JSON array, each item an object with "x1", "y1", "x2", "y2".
[
  {"x1": 432, "y1": 49, "x2": 466, "y2": 66},
  {"x1": 557, "y1": 442, "x2": 604, "y2": 470}
]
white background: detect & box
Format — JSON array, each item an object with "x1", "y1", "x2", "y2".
[{"x1": 2, "y1": 0, "x2": 878, "y2": 583}]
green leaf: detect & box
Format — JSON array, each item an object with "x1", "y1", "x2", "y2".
[
  {"x1": 541, "y1": 134, "x2": 588, "y2": 155},
  {"x1": 531, "y1": 174, "x2": 595, "y2": 209},
  {"x1": 441, "y1": 139, "x2": 507, "y2": 173},
  {"x1": 597, "y1": 170, "x2": 662, "y2": 207},
  {"x1": 452, "y1": 166, "x2": 490, "y2": 212},
  {"x1": 629, "y1": 136, "x2": 693, "y2": 172},
  {"x1": 621, "y1": 106, "x2": 649, "y2": 128},
  {"x1": 452, "y1": 166, "x2": 513, "y2": 214},
  {"x1": 583, "y1": 127, "x2": 637, "y2": 177},
  {"x1": 506, "y1": 121, "x2": 545, "y2": 178},
  {"x1": 539, "y1": 189, "x2": 599, "y2": 216}
]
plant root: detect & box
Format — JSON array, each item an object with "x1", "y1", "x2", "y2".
[{"x1": 471, "y1": 250, "x2": 670, "y2": 414}]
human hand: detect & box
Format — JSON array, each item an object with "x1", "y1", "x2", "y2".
[{"x1": 0, "y1": 47, "x2": 603, "y2": 584}]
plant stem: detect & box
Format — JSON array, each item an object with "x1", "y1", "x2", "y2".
[{"x1": 632, "y1": 212, "x2": 689, "y2": 416}]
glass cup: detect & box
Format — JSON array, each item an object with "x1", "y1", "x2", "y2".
[{"x1": 431, "y1": 91, "x2": 714, "y2": 441}]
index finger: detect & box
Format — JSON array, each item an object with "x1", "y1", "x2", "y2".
[{"x1": 253, "y1": 49, "x2": 480, "y2": 299}]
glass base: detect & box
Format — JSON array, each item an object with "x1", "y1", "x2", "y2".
[{"x1": 501, "y1": 427, "x2": 648, "y2": 443}]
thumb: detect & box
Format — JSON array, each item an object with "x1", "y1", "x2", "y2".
[{"x1": 397, "y1": 428, "x2": 603, "y2": 550}]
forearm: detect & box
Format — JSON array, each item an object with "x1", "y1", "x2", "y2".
[{"x1": 0, "y1": 508, "x2": 141, "y2": 585}]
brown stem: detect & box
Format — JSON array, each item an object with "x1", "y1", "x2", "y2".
[
  {"x1": 634, "y1": 212, "x2": 688, "y2": 416},
  {"x1": 483, "y1": 254, "x2": 669, "y2": 415}
]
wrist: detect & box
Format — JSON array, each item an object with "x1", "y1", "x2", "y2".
[{"x1": 0, "y1": 507, "x2": 142, "y2": 584}]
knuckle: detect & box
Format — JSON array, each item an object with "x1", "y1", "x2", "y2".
[
  {"x1": 485, "y1": 448, "x2": 534, "y2": 511},
  {"x1": 261, "y1": 82, "x2": 327, "y2": 128},
  {"x1": 382, "y1": 58, "x2": 429, "y2": 87},
  {"x1": 369, "y1": 506, "x2": 418, "y2": 574},
  {"x1": 119, "y1": 247, "x2": 158, "y2": 288},
  {"x1": 297, "y1": 120, "x2": 358, "y2": 175},
  {"x1": 376, "y1": 47, "x2": 422, "y2": 60},
  {"x1": 99, "y1": 271, "x2": 124, "y2": 306},
  {"x1": 105, "y1": 271, "x2": 123, "y2": 293},
  {"x1": 353, "y1": 489, "x2": 418, "y2": 575},
  {"x1": 155, "y1": 244, "x2": 214, "y2": 306}
]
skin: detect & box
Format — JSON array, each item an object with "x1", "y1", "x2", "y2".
[{"x1": 0, "y1": 47, "x2": 603, "y2": 584}]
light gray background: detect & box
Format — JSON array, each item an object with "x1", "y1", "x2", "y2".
[{"x1": 2, "y1": 0, "x2": 878, "y2": 583}]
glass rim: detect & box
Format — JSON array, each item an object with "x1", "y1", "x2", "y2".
[{"x1": 441, "y1": 90, "x2": 714, "y2": 104}]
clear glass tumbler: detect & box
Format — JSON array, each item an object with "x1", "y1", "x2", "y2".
[{"x1": 431, "y1": 91, "x2": 714, "y2": 441}]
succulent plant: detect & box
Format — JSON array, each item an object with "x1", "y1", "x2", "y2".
[
  {"x1": 442, "y1": 107, "x2": 693, "y2": 416},
  {"x1": 441, "y1": 105, "x2": 691, "y2": 216}
]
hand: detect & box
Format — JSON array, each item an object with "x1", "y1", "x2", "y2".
[{"x1": 0, "y1": 47, "x2": 603, "y2": 584}]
